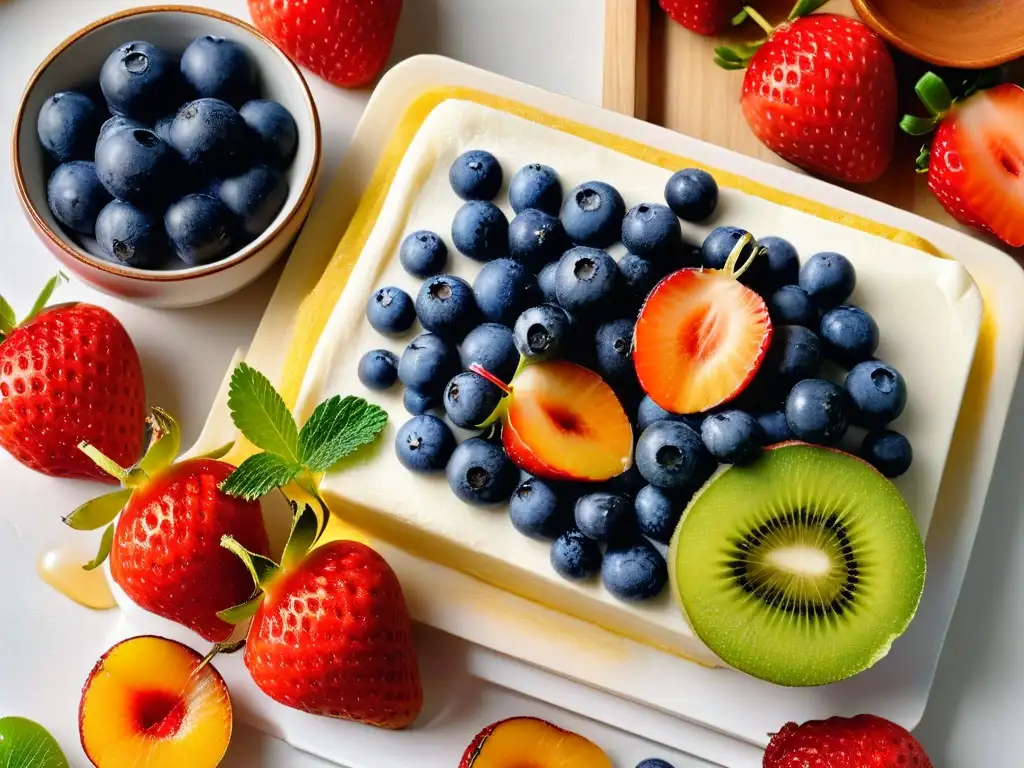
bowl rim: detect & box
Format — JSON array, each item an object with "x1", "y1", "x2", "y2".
[{"x1": 11, "y1": 3, "x2": 323, "y2": 283}]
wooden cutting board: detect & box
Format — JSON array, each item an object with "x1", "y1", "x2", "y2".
[{"x1": 602, "y1": 0, "x2": 1016, "y2": 250}]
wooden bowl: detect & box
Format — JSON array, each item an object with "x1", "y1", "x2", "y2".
[{"x1": 851, "y1": 0, "x2": 1024, "y2": 69}]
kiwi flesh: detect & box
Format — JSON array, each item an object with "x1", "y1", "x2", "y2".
[{"x1": 669, "y1": 442, "x2": 926, "y2": 687}]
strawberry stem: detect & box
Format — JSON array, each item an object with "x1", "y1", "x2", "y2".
[
  {"x1": 788, "y1": 0, "x2": 830, "y2": 21},
  {"x1": 136, "y1": 408, "x2": 181, "y2": 476},
  {"x1": 281, "y1": 500, "x2": 320, "y2": 570},
  {"x1": 192, "y1": 639, "x2": 245, "y2": 677},
  {"x1": 722, "y1": 233, "x2": 762, "y2": 281},
  {"x1": 469, "y1": 363, "x2": 514, "y2": 396},
  {"x1": 78, "y1": 442, "x2": 131, "y2": 484},
  {"x1": 742, "y1": 6, "x2": 774, "y2": 35},
  {"x1": 916, "y1": 72, "x2": 953, "y2": 117}
]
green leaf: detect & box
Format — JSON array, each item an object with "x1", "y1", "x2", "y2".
[
  {"x1": 714, "y1": 56, "x2": 746, "y2": 71},
  {"x1": 221, "y1": 535, "x2": 279, "y2": 589},
  {"x1": 77, "y1": 442, "x2": 128, "y2": 484},
  {"x1": 137, "y1": 407, "x2": 180, "y2": 476},
  {"x1": 82, "y1": 524, "x2": 114, "y2": 571},
  {"x1": 789, "y1": 0, "x2": 830, "y2": 20},
  {"x1": 915, "y1": 72, "x2": 953, "y2": 117},
  {"x1": 63, "y1": 489, "x2": 133, "y2": 531},
  {"x1": 916, "y1": 145, "x2": 931, "y2": 174},
  {"x1": 298, "y1": 396, "x2": 388, "y2": 472},
  {"x1": 217, "y1": 595, "x2": 265, "y2": 624},
  {"x1": 219, "y1": 453, "x2": 299, "y2": 501},
  {"x1": 198, "y1": 441, "x2": 234, "y2": 461},
  {"x1": 900, "y1": 114, "x2": 938, "y2": 136},
  {"x1": 23, "y1": 272, "x2": 67, "y2": 325},
  {"x1": 227, "y1": 363, "x2": 300, "y2": 463},
  {"x1": 0, "y1": 716, "x2": 69, "y2": 768},
  {"x1": 282, "y1": 502, "x2": 320, "y2": 569},
  {"x1": 714, "y1": 46, "x2": 743, "y2": 64},
  {"x1": 0, "y1": 296, "x2": 16, "y2": 336}
]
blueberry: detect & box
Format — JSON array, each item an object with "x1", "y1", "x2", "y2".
[
  {"x1": 37, "y1": 91, "x2": 102, "y2": 162},
  {"x1": 169, "y1": 98, "x2": 249, "y2": 175},
  {"x1": 395, "y1": 414, "x2": 456, "y2": 472},
  {"x1": 593, "y1": 319, "x2": 635, "y2": 385},
  {"x1": 509, "y1": 163, "x2": 561, "y2": 215},
  {"x1": 756, "y1": 410, "x2": 794, "y2": 445},
  {"x1": 217, "y1": 165, "x2": 288, "y2": 238},
  {"x1": 860, "y1": 430, "x2": 913, "y2": 478},
  {"x1": 768, "y1": 285, "x2": 818, "y2": 328},
  {"x1": 637, "y1": 760, "x2": 676, "y2": 768},
  {"x1": 460, "y1": 323, "x2": 519, "y2": 383},
  {"x1": 757, "y1": 236, "x2": 800, "y2": 293},
  {"x1": 95, "y1": 116, "x2": 146, "y2": 151},
  {"x1": 561, "y1": 181, "x2": 625, "y2": 248},
  {"x1": 785, "y1": 379, "x2": 849, "y2": 445},
  {"x1": 621, "y1": 203, "x2": 682, "y2": 260},
  {"x1": 820, "y1": 304, "x2": 879, "y2": 366},
  {"x1": 451, "y1": 201, "x2": 509, "y2": 261},
  {"x1": 180, "y1": 36, "x2": 256, "y2": 106},
  {"x1": 701, "y1": 226, "x2": 754, "y2": 271},
  {"x1": 513, "y1": 304, "x2": 574, "y2": 361},
  {"x1": 366, "y1": 286, "x2": 415, "y2": 335},
  {"x1": 164, "y1": 194, "x2": 234, "y2": 266},
  {"x1": 398, "y1": 333, "x2": 460, "y2": 393},
  {"x1": 357, "y1": 349, "x2": 399, "y2": 390},
  {"x1": 618, "y1": 252, "x2": 666, "y2": 308},
  {"x1": 538, "y1": 260, "x2": 560, "y2": 303},
  {"x1": 844, "y1": 360, "x2": 907, "y2": 426},
  {"x1": 508, "y1": 208, "x2": 567, "y2": 271},
  {"x1": 240, "y1": 99, "x2": 298, "y2": 169},
  {"x1": 637, "y1": 395, "x2": 694, "y2": 433},
  {"x1": 446, "y1": 437, "x2": 518, "y2": 505},
  {"x1": 449, "y1": 150, "x2": 502, "y2": 200},
  {"x1": 472, "y1": 258, "x2": 540, "y2": 326},
  {"x1": 635, "y1": 485, "x2": 683, "y2": 544},
  {"x1": 416, "y1": 274, "x2": 479, "y2": 340},
  {"x1": 154, "y1": 113, "x2": 175, "y2": 144},
  {"x1": 701, "y1": 410, "x2": 762, "y2": 464},
  {"x1": 664, "y1": 168, "x2": 718, "y2": 222},
  {"x1": 574, "y1": 492, "x2": 635, "y2": 544},
  {"x1": 403, "y1": 388, "x2": 441, "y2": 415},
  {"x1": 799, "y1": 251, "x2": 856, "y2": 309},
  {"x1": 46, "y1": 161, "x2": 111, "y2": 235},
  {"x1": 399, "y1": 230, "x2": 447, "y2": 278},
  {"x1": 603, "y1": 464, "x2": 646, "y2": 499},
  {"x1": 550, "y1": 529, "x2": 602, "y2": 580},
  {"x1": 94, "y1": 200, "x2": 166, "y2": 267},
  {"x1": 443, "y1": 371, "x2": 503, "y2": 429},
  {"x1": 509, "y1": 478, "x2": 570, "y2": 539},
  {"x1": 602, "y1": 540, "x2": 668, "y2": 601},
  {"x1": 99, "y1": 41, "x2": 178, "y2": 120},
  {"x1": 94, "y1": 128, "x2": 178, "y2": 206},
  {"x1": 554, "y1": 246, "x2": 619, "y2": 313},
  {"x1": 636, "y1": 420, "x2": 714, "y2": 489},
  {"x1": 765, "y1": 325, "x2": 823, "y2": 382}
]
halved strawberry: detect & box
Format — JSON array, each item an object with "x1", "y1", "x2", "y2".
[
  {"x1": 499, "y1": 361, "x2": 633, "y2": 482},
  {"x1": 634, "y1": 238, "x2": 772, "y2": 414}
]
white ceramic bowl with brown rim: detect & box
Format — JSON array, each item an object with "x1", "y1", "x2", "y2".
[{"x1": 12, "y1": 5, "x2": 322, "y2": 309}]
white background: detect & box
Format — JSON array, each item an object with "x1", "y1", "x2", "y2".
[{"x1": 1, "y1": 1, "x2": 1023, "y2": 766}]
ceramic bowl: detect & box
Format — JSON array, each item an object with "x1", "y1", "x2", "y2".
[
  {"x1": 12, "y1": 5, "x2": 322, "y2": 308},
  {"x1": 852, "y1": 0, "x2": 1024, "y2": 70}
]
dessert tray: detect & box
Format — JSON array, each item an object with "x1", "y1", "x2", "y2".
[{"x1": 111, "y1": 55, "x2": 1024, "y2": 766}]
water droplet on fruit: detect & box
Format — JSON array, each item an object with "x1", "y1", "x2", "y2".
[
  {"x1": 123, "y1": 51, "x2": 149, "y2": 74},
  {"x1": 577, "y1": 188, "x2": 601, "y2": 212},
  {"x1": 574, "y1": 257, "x2": 597, "y2": 281}
]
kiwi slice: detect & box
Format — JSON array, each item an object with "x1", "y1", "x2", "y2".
[{"x1": 669, "y1": 442, "x2": 925, "y2": 687}]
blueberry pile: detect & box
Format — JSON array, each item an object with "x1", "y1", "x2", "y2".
[
  {"x1": 37, "y1": 36, "x2": 298, "y2": 269},
  {"x1": 360, "y1": 150, "x2": 912, "y2": 605}
]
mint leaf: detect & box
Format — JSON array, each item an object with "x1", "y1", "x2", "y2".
[
  {"x1": 299, "y1": 395, "x2": 388, "y2": 472},
  {"x1": 220, "y1": 453, "x2": 299, "y2": 501},
  {"x1": 0, "y1": 716, "x2": 69, "y2": 768},
  {"x1": 227, "y1": 363, "x2": 300, "y2": 463}
]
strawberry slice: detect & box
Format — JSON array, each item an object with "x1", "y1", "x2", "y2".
[
  {"x1": 634, "y1": 244, "x2": 772, "y2": 414},
  {"x1": 499, "y1": 361, "x2": 633, "y2": 482}
]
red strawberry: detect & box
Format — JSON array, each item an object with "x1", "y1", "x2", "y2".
[
  {"x1": 763, "y1": 714, "x2": 933, "y2": 768},
  {"x1": 659, "y1": 0, "x2": 744, "y2": 35},
  {"x1": 717, "y1": 3, "x2": 898, "y2": 184},
  {"x1": 0, "y1": 277, "x2": 145, "y2": 482},
  {"x1": 903, "y1": 75, "x2": 1024, "y2": 247},
  {"x1": 634, "y1": 233, "x2": 772, "y2": 414},
  {"x1": 222, "y1": 503, "x2": 422, "y2": 729},
  {"x1": 248, "y1": 0, "x2": 403, "y2": 88},
  {"x1": 65, "y1": 416, "x2": 270, "y2": 643}
]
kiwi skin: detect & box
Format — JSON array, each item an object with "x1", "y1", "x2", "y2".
[{"x1": 668, "y1": 441, "x2": 926, "y2": 687}]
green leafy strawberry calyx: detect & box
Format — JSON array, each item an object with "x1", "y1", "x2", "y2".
[
  {"x1": 900, "y1": 70, "x2": 1003, "y2": 138},
  {"x1": 64, "y1": 407, "x2": 182, "y2": 570},
  {"x1": 714, "y1": 0, "x2": 830, "y2": 70},
  {"x1": 218, "y1": 362, "x2": 388, "y2": 539},
  {"x1": 0, "y1": 272, "x2": 67, "y2": 344}
]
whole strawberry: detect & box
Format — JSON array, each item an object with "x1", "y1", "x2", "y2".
[
  {"x1": 902, "y1": 73, "x2": 1024, "y2": 247},
  {"x1": 764, "y1": 714, "x2": 933, "y2": 768},
  {"x1": 249, "y1": 0, "x2": 403, "y2": 88},
  {"x1": 64, "y1": 411, "x2": 270, "y2": 642},
  {"x1": 716, "y1": 1, "x2": 897, "y2": 184},
  {"x1": 0, "y1": 275, "x2": 145, "y2": 482},
  {"x1": 222, "y1": 505, "x2": 422, "y2": 728},
  {"x1": 659, "y1": 0, "x2": 744, "y2": 35}
]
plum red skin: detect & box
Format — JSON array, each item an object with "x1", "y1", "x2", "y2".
[{"x1": 459, "y1": 718, "x2": 576, "y2": 768}]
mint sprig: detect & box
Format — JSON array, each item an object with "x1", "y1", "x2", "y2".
[{"x1": 219, "y1": 364, "x2": 388, "y2": 534}]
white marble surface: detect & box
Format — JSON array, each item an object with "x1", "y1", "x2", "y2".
[{"x1": 1, "y1": 1, "x2": 1022, "y2": 766}]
